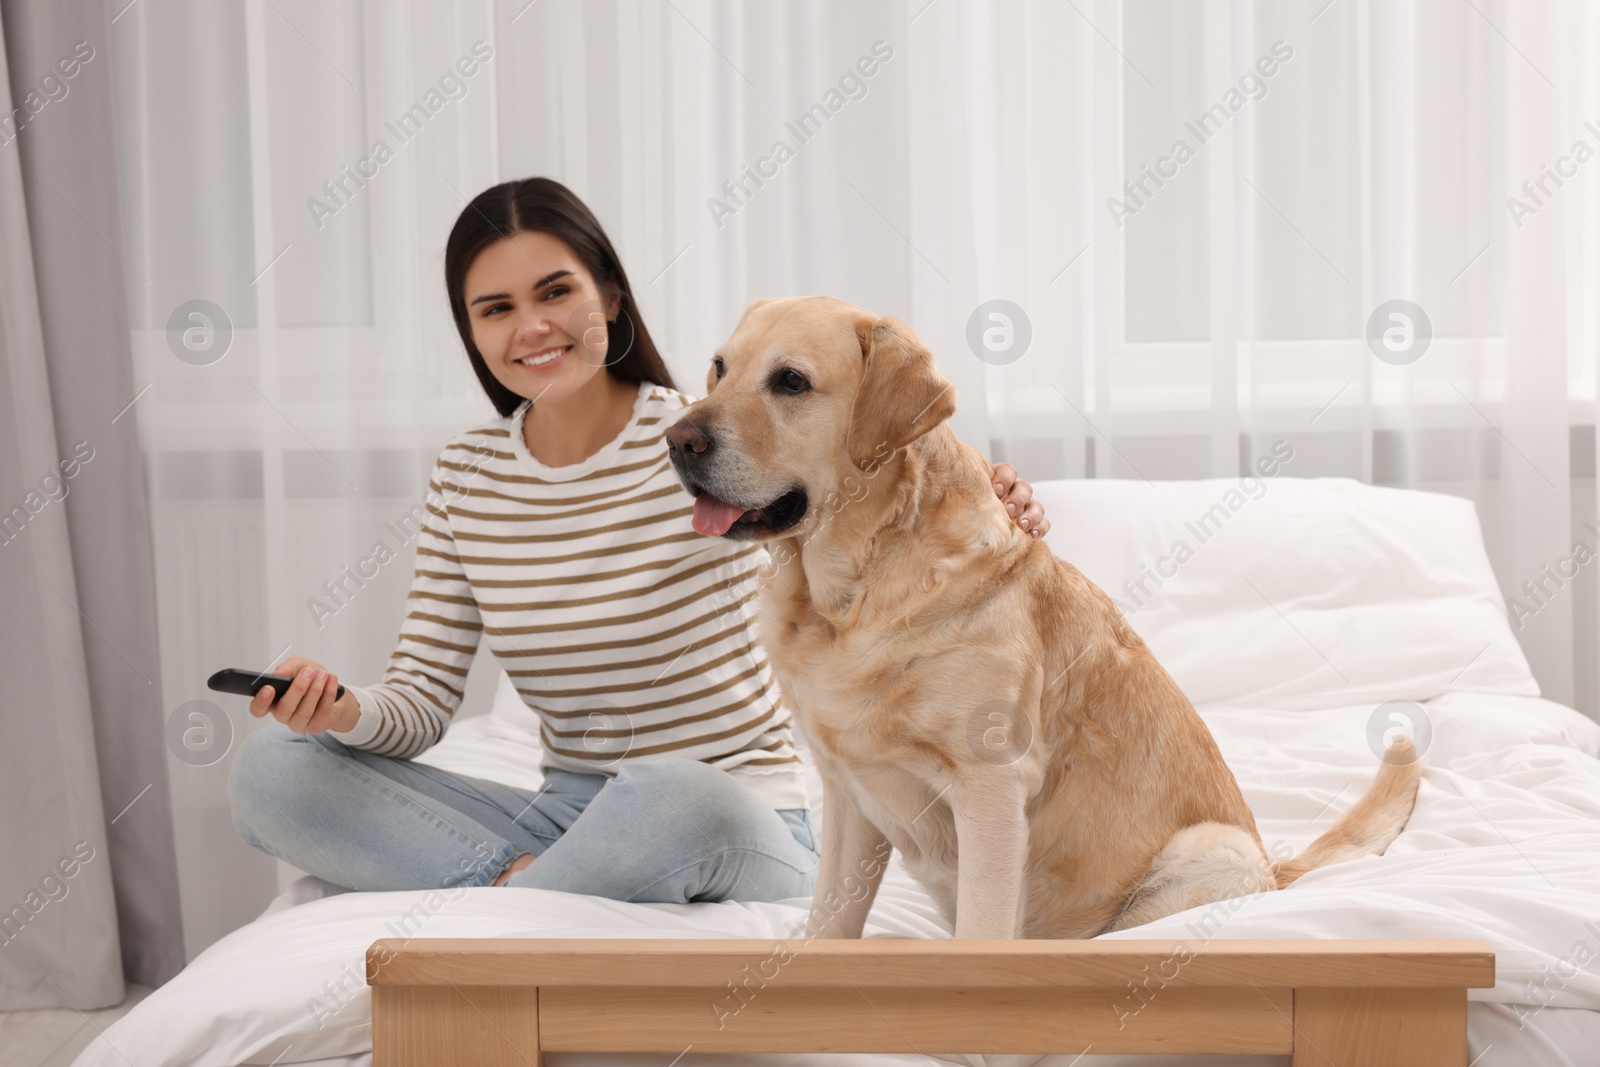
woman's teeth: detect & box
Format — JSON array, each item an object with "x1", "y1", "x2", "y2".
[{"x1": 516, "y1": 348, "x2": 566, "y2": 367}]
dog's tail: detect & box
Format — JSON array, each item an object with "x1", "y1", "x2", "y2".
[{"x1": 1272, "y1": 738, "x2": 1422, "y2": 890}]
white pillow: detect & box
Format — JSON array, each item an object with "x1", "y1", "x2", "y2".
[{"x1": 1030, "y1": 475, "x2": 1538, "y2": 710}]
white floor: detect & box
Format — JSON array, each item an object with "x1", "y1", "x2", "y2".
[{"x1": 0, "y1": 985, "x2": 155, "y2": 1067}]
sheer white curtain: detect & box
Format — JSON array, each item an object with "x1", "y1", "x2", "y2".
[
  {"x1": 109, "y1": 0, "x2": 1598, "y2": 957},
  {"x1": 946, "y1": 0, "x2": 1597, "y2": 716}
]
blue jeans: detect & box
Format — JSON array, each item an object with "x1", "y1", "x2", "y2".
[{"x1": 227, "y1": 721, "x2": 819, "y2": 903}]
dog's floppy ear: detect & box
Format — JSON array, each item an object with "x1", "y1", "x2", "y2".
[{"x1": 844, "y1": 316, "x2": 956, "y2": 470}]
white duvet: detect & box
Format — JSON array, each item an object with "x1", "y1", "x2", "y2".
[
  {"x1": 72, "y1": 693, "x2": 1600, "y2": 1067},
  {"x1": 72, "y1": 476, "x2": 1600, "y2": 1066}
]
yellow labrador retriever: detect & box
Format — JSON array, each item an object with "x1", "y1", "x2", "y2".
[{"x1": 666, "y1": 295, "x2": 1421, "y2": 940}]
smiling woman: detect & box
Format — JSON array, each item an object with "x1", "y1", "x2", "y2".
[
  {"x1": 225, "y1": 176, "x2": 1049, "y2": 906},
  {"x1": 458, "y1": 229, "x2": 642, "y2": 467}
]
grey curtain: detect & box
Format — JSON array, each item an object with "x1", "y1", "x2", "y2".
[{"x1": 0, "y1": 0, "x2": 183, "y2": 1009}]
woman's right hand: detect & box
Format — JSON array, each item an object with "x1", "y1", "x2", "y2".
[{"x1": 250, "y1": 656, "x2": 358, "y2": 734}]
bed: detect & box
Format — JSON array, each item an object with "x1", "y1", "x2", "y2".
[{"x1": 73, "y1": 476, "x2": 1600, "y2": 1066}]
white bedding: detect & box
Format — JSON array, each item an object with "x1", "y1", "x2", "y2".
[
  {"x1": 71, "y1": 477, "x2": 1600, "y2": 1066},
  {"x1": 72, "y1": 695, "x2": 1600, "y2": 1067}
]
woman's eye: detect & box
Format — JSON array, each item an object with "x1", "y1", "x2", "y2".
[
  {"x1": 779, "y1": 369, "x2": 809, "y2": 393},
  {"x1": 542, "y1": 286, "x2": 569, "y2": 300}
]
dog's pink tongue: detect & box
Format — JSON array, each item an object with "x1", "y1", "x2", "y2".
[{"x1": 692, "y1": 493, "x2": 747, "y2": 536}]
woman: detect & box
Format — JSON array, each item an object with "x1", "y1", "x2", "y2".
[{"x1": 227, "y1": 177, "x2": 1051, "y2": 903}]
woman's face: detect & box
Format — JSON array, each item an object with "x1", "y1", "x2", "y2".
[{"x1": 463, "y1": 230, "x2": 620, "y2": 405}]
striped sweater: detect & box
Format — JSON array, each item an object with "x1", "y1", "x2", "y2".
[{"x1": 328, "y1": 380, "x2": 808, "y2": 811}]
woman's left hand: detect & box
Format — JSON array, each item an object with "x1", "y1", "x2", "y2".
[{"x1": 990, "y1": 462, "x2": 1049, "y2": 539}]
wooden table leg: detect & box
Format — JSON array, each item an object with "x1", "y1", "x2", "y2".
[{"x1": 1293, "y1": 987, "x2": 1467, "y2": 1067}]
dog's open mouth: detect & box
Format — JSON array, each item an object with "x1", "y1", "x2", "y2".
[{"x1": 689, "y1": 485, "x2": 808, "y2": 538}]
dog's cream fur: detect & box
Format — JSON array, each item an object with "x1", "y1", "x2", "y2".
[{"x1": 671, "y1": 295, "x2": 1422, "y2": 940}]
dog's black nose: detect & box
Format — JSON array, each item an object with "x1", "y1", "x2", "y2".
[{"x1": 666, "y1": 419, "x2": 712, "y2": 458}]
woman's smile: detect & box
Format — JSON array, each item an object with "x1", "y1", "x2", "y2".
[{"x1": 513, "y1": 344, "x2": 571, "y2": 371}]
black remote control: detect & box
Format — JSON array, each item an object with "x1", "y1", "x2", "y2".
[{"x1": 208, "y1": 667, "x2": 345, "y2": 705}]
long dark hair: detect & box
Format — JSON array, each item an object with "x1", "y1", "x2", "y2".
[{"x1": 444, "y1": 177, "x2": 677, "y2": 417}]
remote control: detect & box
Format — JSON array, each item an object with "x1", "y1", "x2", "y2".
[{"x1": 208, "y1": 667, "x2": 345, "y2": 705}]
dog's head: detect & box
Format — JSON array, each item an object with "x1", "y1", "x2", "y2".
[{"x1": 668, "y1": 295, "x2": 956, "y2": 541}]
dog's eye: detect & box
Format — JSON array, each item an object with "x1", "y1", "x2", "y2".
[
  {"x1": 776, "y1": 368, "x2": 810, "y2": 394},
  {"x1": 713, "y1": 357, "x2": 725, "y2": 381}
]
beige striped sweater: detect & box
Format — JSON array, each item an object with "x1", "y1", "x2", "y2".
[{"x1": 328, "y1": 379, "x2": 808, "y2": 811}]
